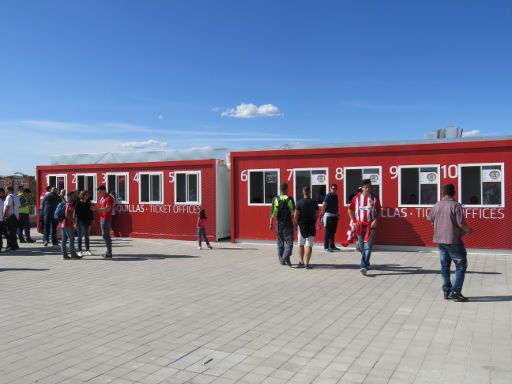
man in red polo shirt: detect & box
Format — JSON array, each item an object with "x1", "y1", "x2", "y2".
[{"x1": 96, "y1": 185, "x2": 114, "y2": 258}]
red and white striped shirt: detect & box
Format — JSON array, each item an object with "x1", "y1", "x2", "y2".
[{"x1": 350, "y1": 193, "x2": 382, "y2": 224}]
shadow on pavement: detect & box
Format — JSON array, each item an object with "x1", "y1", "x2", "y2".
[
  {"x1": 466, "y1": 296, "x2": 512, "y2": 302},
  {"x1": 368, "y1": 266, "x2": 501, "y2": 276},
  {"x1": 211, "y1": 247, "x2": 259, "y2": 251},
  {"x1": 80, "y1": 254, "x2": 199, "y2": 261},
  {"x1": 0, "y1": 268, "x2": 49, "y2": 272}
]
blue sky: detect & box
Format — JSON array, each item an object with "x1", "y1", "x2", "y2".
[{"x1": 1, "y1": 0, "x2": 511, "y2": 175}]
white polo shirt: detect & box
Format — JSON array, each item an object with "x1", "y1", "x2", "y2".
[{"x1": 4, "y1": 194, "x2": 20, "y2": 220}]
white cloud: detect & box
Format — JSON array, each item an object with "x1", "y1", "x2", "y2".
[
  {"x1": 461, "y1": 129, "x2": 481, "y2": 137},
  {"x1": 120, "y1": 139, "x2": 168, "y2": 150},
  {"x1": 221, "y1": 103, "x2": 283, "y2": 118},
  {"x1": 211, "y1": 106, "x2": 220, "y2": 112}
]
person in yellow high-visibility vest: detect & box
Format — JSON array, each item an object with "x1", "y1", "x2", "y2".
[
  {"x1": 269, "y1": 183, "x2": 295, "y2": 266},
  {"x1": 17, "y1": 187, "x2": 35, "y2": 243}
]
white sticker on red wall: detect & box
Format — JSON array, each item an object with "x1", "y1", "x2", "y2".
[{"x1": 482, "y1": 169, "x2": 502, "y2": 182}]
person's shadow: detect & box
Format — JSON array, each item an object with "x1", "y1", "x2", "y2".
[
  {"x1": 464, "y1": 296, "x2": 512, "y2": 302},
  {"x1": 0, "y1": 268, "x2": 49, "y2": 272},
  {"x1": 367, "y1": 265, "x2": 501, "y2": 277}
]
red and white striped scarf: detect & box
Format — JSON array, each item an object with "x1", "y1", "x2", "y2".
[{"x1": 355, "y1": 193, "x2": 377, "y2": 242}]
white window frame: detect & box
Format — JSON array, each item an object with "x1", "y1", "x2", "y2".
[
  {"x1": 174, "y1": 171, "x2": 201, "y2": 205},
  {"x1": 398, "y1": 164, "x2": 440, "y2": 207},
  {"x1": 458, "y1": 162, "x2": 505, "y2": 208},
  {"x1": 106, "y1": 172, "x2": 130, "y2": 204},
  {"x1": 46, "y1": 174, "x2": 67, "y2": 192},
  {"x1": 293, "y1": 167, "x2": 329, "y2": 205},
  {"x1": 343, "y1": 166, "x2": 383, "y2": 206},
  {"x1": 75, "y1": 173, "x2": 97, "y2": 202},
  {"x1": 247, "y1": 169, "x2": 281, "y2": 206},
  {"x1": 138, "y1": 171, "x2": 164, "y2": 204}
]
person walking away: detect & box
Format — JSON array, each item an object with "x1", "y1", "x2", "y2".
[
  {"x1": 294, "y1": 186, "x2": 319, "y2": 269},
  {"x1": 197, "y1": 209, "x2": 213, "y2": 250},
  {"x1": 321, "y1": 184, "x2": 340, "y2": 252},
  {"x1": 75, "y1": 190, "x2": 94, "y2": 256},
  {"x1": 95, "y1": 185, "x2": 114, "y2": 258},
  {"x1": 269, "y1": 183, "x2": 295, "y2": 266},
  {"x1": 17, "y1": 188, "x2": 35, "y2": 243},
  {"x1": 3, "y1": 186, "x2": 20, "y2": 251},
  {"x1": 60, "y1": 192, "x2": 80, "y2": 260},
  {"x1": 348, "y1": 179, "x2": 382, "y2": 276},
  {"x1": 0, "y1": 188, "x2": 7, "y2": 252},
  {"x1": 42, "y1": 187, "x2": 61, "y2": 246},
  {"x1": 428, "y1": 183, "x2": 473, "y2": 302}
]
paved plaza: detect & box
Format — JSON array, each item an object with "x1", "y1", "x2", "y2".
[{"x1": 1, "y1": 236, "x2": 511, "y2": 384}]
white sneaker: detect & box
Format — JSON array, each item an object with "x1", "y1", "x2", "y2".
[
  {"x1": 77, "y1": 251, "x2": 83, "y2": 257},
  {"x1": 360, "y1": 268, "x2": 367, "y2": 276},
  {"x1": 198, "y1": 246, "x2": 202, "y2": 250}
]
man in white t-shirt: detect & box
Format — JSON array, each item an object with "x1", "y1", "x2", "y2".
[
  {"x1": 3, "y1": 186, "x2": 20, "y2": 251},
  {"x1": 0, "y1": 188, "x2": 7, "y2": 252}
]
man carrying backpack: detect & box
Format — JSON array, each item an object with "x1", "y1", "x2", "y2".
[
  {"x1": 269, "y1": 182, "x2": 295, "y2": 266},
  {"x1": 42, "y1": 187, "x2": 61, "y2": 246}
]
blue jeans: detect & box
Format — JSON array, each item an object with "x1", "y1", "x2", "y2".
[
  {"x1": 43, "y1": 214, "x2": 58, "y2": 244},
  {"x1": 77, "y1": 220, "x2": 91, "y2": 251},
  {"x1": 358, "y1": 226, "x2": 377, "y2": 269},
  {"x1": 439, "y1": 242, "x2": 467, "y2": 294},
  {"x1": 100, "y1": 220, "x2": 112, "y2": 255},
  {"x1": 197, "y1": 227, "x2": 210, "y2": 246},
  {"x1": 61, "y1": 227, "x2": 76, "y2": 257},
  {"x1": 276, "y1": 222, "x2": 294, "y2": 264}
]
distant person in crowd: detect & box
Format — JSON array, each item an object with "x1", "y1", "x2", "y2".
[
  {"x1": 197, "y1": 209, "x2": 213, "y2": 250},
  {"x1": 59, "y1": 189, "x2": 66, "y2": 202},
  {"x1": 348, "y1": 179, "x2": 382, "y2": 276},
  {"x1": 109, "y1": 190, "x2": 120, "y2": 237},
  {"x1": 3, "y1": 186, "x2": 20, "y2": 252},
  {"x1": 75, "y1": 190, "x2": 94, "y2": 257},
  {"x1": 294, "y1": 186, "x2": 319, "y2": 269},
  {"x1": 42, "y1": 187, "x2": 61, "y2": 246},
  {"x1": 0, "y1": 188, "x2": 7, "y2": 252},
  {"x1": 39, "y1": 186, "x2": 52, "y2": 233},
  {"x1": 17, "y1": 188, "x2": 35, "y2": 243},
  {"x1": 269, "y1": 182, "x2": 295, "y2": 267},
  {"x1": 428, "y1": 183, "x2": 473, "y2": 302},
  {"x1": 95, "y1": 185, "x2": 114, "y2": 258},
  {"x1": 61, "y1": 191, "x2": 80, "y2": 260},
  {"x1": 321, "y1": 183, "x2": 340, "y2": 252}
]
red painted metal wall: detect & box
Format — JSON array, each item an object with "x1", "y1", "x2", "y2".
[
  {"x1": 231, "y1": 139, "x2": 512, "y2": 250},
  {"x1": 36, "y1": 160, "x2": 217, "y2": 241}
]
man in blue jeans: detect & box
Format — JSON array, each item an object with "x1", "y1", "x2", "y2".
[
  {"x1": 95, "y1": 186, "x2": 114, "y2": 258},
  {"x1": 428, "y1": 184, "x2": 473, "y2": 302}
]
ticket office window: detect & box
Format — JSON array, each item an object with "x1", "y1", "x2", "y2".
[
  {"x1": 76, "y1": 174, "x2": 97, "y2": 202},
  {"x1": 344, "y1": 167, "x2": 381, "y2": 205},
  {"x1": 249, "y1": 170, "x2": 279, "y2": 205},
  {"x1": 47, "y1": 174, "x2": 67, "y2": 192},
  {"x1": 399, "y1": 166, "x2": 439, "y2": 206},
  {"x1": 294, "y1": 169, "x2": 328, "y2": 204},
  {"x1": 106, "y1": 173, "x2": 129, "y2": 203},
  {"x1": 175, "y1": 171, "x2": 201, "y2": 204},
  {"x1": 460, "y1": 164, "x2": 504, "y2": 207},
  {"x1": 140, "y1": 172, "x2": 163, "y2": 204}
]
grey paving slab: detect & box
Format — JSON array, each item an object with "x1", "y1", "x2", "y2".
[{"x1": 0, "y1": 235, "x2": 511, "y2": 384}]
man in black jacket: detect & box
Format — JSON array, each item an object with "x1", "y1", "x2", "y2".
[{"x1": 42, "y1": 187, "x2": 61, "y2": 246}]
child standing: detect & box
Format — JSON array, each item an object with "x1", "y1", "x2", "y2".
[{"x1": 197, "y1": 209, "x2": 213, "y2": 250}]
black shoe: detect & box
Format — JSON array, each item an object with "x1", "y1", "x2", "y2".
[
  {"x1": 62, "y1": 255, "x2": 71, "y2": 260},
  {"x1": 44, "y1": 242, "x2": 49, "y2": 247},
  {"x1": 285, "y1": 258, "x2": 292, "y2": 267},
  {"x1": 444, "y1": 291, "x2": 451, "y2": 300},
  {"x1": 449, "y1": 292, "x2": 468, "y2": 302},
  {"x1": 297, "y1": 262, "x2": 305, "y2": 268},
  {"x1": 52, "y1": 242, "x2": 60, "y2": 246},
  {"x1": 27, "y1": 239, "x2": 36, "y2": 243},
  {"x1": 305, "y1": 264, "x2": 311, "y2": 269},
  {"x1": 331, "y1": 246, "x2": 341, "y2": 251},
  {"x1": 70, "y1": 254, "x2": 82, "y2": 260},
  {"x1": 19, "y1": 238, "x2": 26, "y2": 243},
  {"x1": 102, "y1": 253, "x2": 112, "y2": 259}
]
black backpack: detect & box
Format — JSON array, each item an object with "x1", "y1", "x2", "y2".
[{"x1": 276, "y1": 196, "x2": 292, "y2": 223}]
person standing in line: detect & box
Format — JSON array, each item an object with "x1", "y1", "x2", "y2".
[
  {"x1": 95, "y1": 185, "x2": 114, "y2": 258},
  {"x1": 17, "y1": 188, "x2": 35, "y2": 243},
  {"x1": 59, "y1": 189, "x2": 66, "y2": 202},
  {"x1": 60, "y1": 192, "x2": 81, "y2": 260},
  {"x1": 348, "y1": 179, "x2": 382, "y2": 276},
  {"x1": 0, "y1": 188, "x2": 7, "y2": 252},
  {"x1": 197, "y1": 209, "x2": 213, "y2": 250},
  {"x1": 428, "y1": 183, "x2": 473, "y2": 302},
  {"x1": 39, "y1": 186, "x2": 52, "y2": 234},
  {"x1": 42, "y1": 187, "x2": 61, "y2": 246},
  {"x1": 3, "y1": 186, "x2": 20, "y2": 252},
  {"x1": 321, "y1": 183, "x2": 340, "y2": 252},
  {"x1": 75, "y1": 190, "x2": 94, "y2": 256},
  {"x1": 269, "y1": 182, "x2": 295, "y2": 267},
  {"x1": 294, "y1": 186, "x2": 319, "y2": 269},
  {"x1": 109, "y1": 190, "x2": 120, "y2": 237}
]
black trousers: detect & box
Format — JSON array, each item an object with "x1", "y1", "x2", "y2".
[
  {"x1": 5, "y1": 214, "x2": 19, "y2": 250},
  {"x1": 18, "y1": 213, "x2": 31, "y2": 240},
  {"x1": 324, "y1": 216, "x2": 339, "y2": 249},
  {"x1": 0, "y1": 221, "x2": 8, "y2": 250}
]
